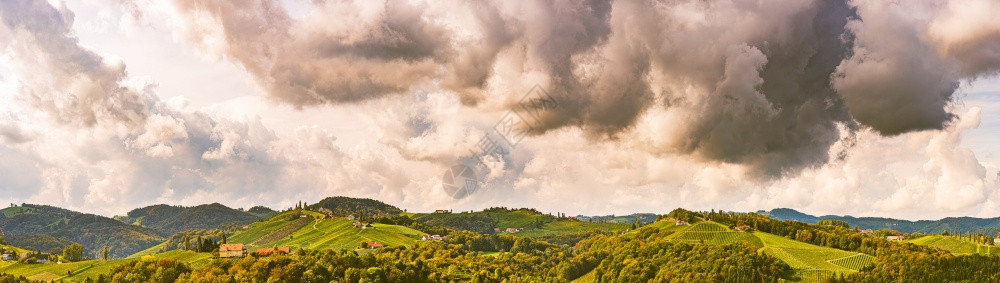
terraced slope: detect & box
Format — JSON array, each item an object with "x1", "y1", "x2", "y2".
[
  {"x1": 907, "y1": 235, "x2": 1000, "y2": 255},
  {"x1": 226, "y1": 210, "x2": 424, "y2": 251},
  {"x1": 666, "y1": 222, "x2": 763, "y2": 247},
  {"x1": 754, "y1": 232, "x2": 875, "y2": 277}
]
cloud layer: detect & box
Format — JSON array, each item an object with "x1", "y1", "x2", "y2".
[
  {"x1": 129, "y1": 0, "x2": 1000, "y2": 177},
  {"x1": 1, "y1": 0, "x2": 1000, "y2": 219}
]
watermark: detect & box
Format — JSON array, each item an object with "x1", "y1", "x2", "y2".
[{"x1": 441, "y1": 84, "x2": 558, "y2": 199}]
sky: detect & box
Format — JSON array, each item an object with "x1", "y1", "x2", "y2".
[{"x1": 2, "y1": 0, "x2": 1000, "y2": 220}]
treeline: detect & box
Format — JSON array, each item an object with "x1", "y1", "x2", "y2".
[
  {"x1": 832, "y1": 245, "x2": 1000, "y2": 282},
  {"x1": 570, "y1": 227, "x2": 793, "y2": 282},
  {"x1": 159, "y1": 230, "x2": 227, "y2": 253},
  {"x1": 308, "y1": 197, "x2": 402, "y2": 217},
  {"x1": 417, "y1": 214, "x2": 498, "y2": 234}
]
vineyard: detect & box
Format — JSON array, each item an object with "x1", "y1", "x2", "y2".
[
  {"x1": 252, "y1": 218, "x2": 311, "y2": 246},
  {"x1": 829, "y1": 253, "x2": 876, "y2": 270},
  {"x1": 667, "y1": 222, "x2": 764, "y2": 247},
  {"x1": 908, "y1": 235, "x2": 1000, "y2": 255}
]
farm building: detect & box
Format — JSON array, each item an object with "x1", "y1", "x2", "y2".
[{"x1": 219, "y1": 243, "x2": 247, "y2": 258}]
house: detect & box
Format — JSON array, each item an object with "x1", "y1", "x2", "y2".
[
  {"x1": 35, "y1": 253, "x2": 50, "y2": 263},
  {"x1": 353, "y1": 221, "x2": 362, "y2": 228},
  {"x1": 886, "y1": 236, "x2": 906, "y2": 241},
  {"x1": 734, "y1": 224, "x2": 751, "y2": 231},
  {"x1": 347, "y1": 214, "x2": 356, "y2": 220},
  {"x1": 219, "y1": 243, "x2": 247, "y2": 258},
  {"x1": 366, "y1": 241, "x2": 384, "y2": 249},
  {"x1": 255, "y1": 248, "x2": 275, "y2": 256},
  {"x1": 505, "y1": 228, "x2": 520, "y2": 233},
  {"x1": 0, "y1": 253, "x2": 13, "y2": 261},
  {"x1": 676, "y1": 220, "x2": 688, "y2": 226},
  {"x1": 422, "y1": 235, "x2": 444, "y2": 241},
  {"x1": 493, "y1": 227, "x2": 500, "y2": 233},
  {"x1": 277, "y1": 246, "x2": 291, "y2": 254},
  {"x1": 434, "y1": 209, "x2": 451, "y2": 214},
  {"x1": 994, "y1": 238, "x2": 1000, "y2": 244},
  {"x1": 860, "y1": 229, "x2": 873, "y2": 234},
  {"x1": 254, "y1": 246, "x2": 290, "y2": 257}
]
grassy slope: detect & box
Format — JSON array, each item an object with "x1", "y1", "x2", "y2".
[
  {"x1": 907, "y1": 235, "x2": 1000, "y2": 255},
  {"x1": 225, "y1": 210, "x2": 422, "y2": 251},
  {"x1": 0, "y1": 250, "x2": 211, "y2": 282},
  {"x1": 127, "y1": 241, "x2": 167, "y2": 258},
  {"x1": 754, "y1": 231, "x2": 875, "y2": 280}
]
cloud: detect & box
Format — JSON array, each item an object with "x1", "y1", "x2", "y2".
[{"x1": 136, "y1": 0, "x2": 996, "y2": 177}]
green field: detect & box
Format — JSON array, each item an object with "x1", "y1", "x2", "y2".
[
  {"x1": 907, "y1": 235, "x2": 1000, "y2": 255},
  {"x1": 0, "y1": 250, "x2": 211, "y2": 282},
  {"x1": 754, "y1": 232, "x2": 875, "y2": 278}
]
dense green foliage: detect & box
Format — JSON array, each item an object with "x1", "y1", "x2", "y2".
[
  {"x1": 0, "y1": 204, "x2": 163, "y2": 258},
  {"x1": 61, "y1": 243, "x2": 84, "y2": 262},
  {"x1": 579, "y1": 231, "x2": 793, "y2": 282},
  {"x1": 124, "y1": 203, "x2": 261, "y2": 236},
  {"x1": 0, "y1": 274, "x2": 35, "y2": 283},
  {"x1": 246, "y1": 206, "x2": 278, "y2": 219},
  {"x1": 308, "y1": 197, "x2": 402, "y2": 217},
  {"x1": 2, "y1": 235, "x2": 74, "y2": 256},
  {"x1": 833, "y1": 245, "x2": 1000, "y2": 282},
  {"x1": 94, "y1": 258, "x2": 192, "y2": 283}
]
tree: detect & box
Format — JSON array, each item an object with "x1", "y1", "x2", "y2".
[
  {"x1": 103, "y1": 246, "x2": 108, "y2": 260},
  {"x1": 184, "y1": 236, "x2": 191, "y2": 251},
  {"x1": 221, "y1": 233, "x2": 227, "y2": 245},
  {"x1": 196, "y1": 236, "x2": 202, "y2": 252},
  {"x1": 62, "y1": 243, "x2": 84, "y2": 262}
]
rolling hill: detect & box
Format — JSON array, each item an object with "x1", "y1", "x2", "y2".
[
  {"x1": 308, "y1": 196, "x2": 403, "y2": 217},
  {"x1": 122, "y1": 203, "x2": 263, "y2": 236},
  {"x1": 764, "y1": 208, "x2": 1000, "y2": 234},
  {"x1": 637, "y1": 219, "x2": 876, "y2": 281},
  {"x1": 220, "y1": 209, "x2": 424, "y2": 253},
  {"x1": 0, "y1": 204, "x2": 164, "y2": 258}
]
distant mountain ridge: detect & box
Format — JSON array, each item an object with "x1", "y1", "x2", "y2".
[{"x1": 762, "y1": 208, "x2": 1000, "y2": 234}]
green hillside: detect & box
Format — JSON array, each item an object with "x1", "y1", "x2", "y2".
[
  {"x1": 907, "y1": 235, "x2": 1000, "y2": 255},
  {"x1": 412, "y1": 208, "x2": 629, "y2": 236},
  {"x1": 0, "y1": 204, "x2": 164, "y2": 258},
  {"x1": 0, "y1": 250, "x2": 212, "y2": 282},
  {"x1": 634, "y1": 220, "x2": 875, "y2": 281},
  {"x1": 123, "y1": 203, "x2": 262, "y2": 236},
  {"x1": 666, "y1": 222, "x2": 764, "y2": 247},
  {"x1": 309, "y1": 196, "x2": 403, "y2": 217},
  {"x1": 755, "y1": 231, "x2": 874, "y2": 275},
  {"x1": 223, "y1": 210, "x2": 423, "y2": 252}
]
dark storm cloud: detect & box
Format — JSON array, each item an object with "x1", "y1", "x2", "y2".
[{"x1": 138, "y1": 0, "x2": 1000, "y2": 177}]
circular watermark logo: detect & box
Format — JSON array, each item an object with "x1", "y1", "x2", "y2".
[{"x1": 442, "y1": 164, "x2": 478, "y2": 199}]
